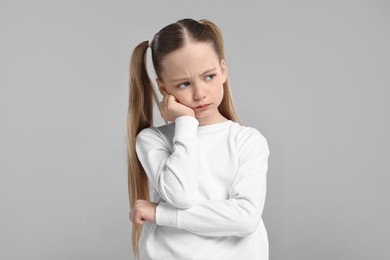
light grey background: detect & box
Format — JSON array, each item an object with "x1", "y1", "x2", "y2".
[{"x1": 1, "y1": 1, "x2": 389, "y2": 259}]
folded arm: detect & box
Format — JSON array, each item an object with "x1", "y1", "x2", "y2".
[
  {"x1": 155, "y1": 131, "x2": 270, "y2": 237},
  {"x1": 136, "y1": 116, "x2": 200, "y2": 209}
]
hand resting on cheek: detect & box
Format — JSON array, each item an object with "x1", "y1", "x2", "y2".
[{"x1": 159, "y1": 94, "x2": 195, "y2": 122}]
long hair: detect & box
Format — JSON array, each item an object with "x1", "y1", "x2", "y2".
[{"x1": 127, "y1": 18, "x2": 240, "y2": 258}]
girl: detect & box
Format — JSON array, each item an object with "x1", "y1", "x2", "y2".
[{"x1": 127, "y1": 18, "x2": 270, "y2": 260}]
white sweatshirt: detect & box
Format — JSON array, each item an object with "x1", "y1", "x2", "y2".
[{"x1": 135, "y1": 116, "x2": 270, "y2": 260}]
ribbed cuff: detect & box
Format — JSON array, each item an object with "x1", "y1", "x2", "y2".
[
  {"x1": 155, "y1": 202, "x2": 178, "y2": 228},
  {"x1": 174, "y1": 116, "x2": 199, "y2": 140}
]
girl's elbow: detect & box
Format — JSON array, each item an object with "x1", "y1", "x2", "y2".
[
  {"x1": 236, "y1": 219, "x2": 258, "y2": 237},
  {"x1": 234, "y1": 206, "x2": 261, "y2": 237}
]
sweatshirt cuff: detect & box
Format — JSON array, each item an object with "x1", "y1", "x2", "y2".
[
  {"x1": 174, "y1": 116, "x2": 199, "y2": 140},
  {"x1": 156, "y1": 202, "x2": 178, "y2": 228}
]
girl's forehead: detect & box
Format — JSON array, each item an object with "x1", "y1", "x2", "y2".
[{"x1": 161, "y1": 42, "x2": 220, "y2": 79}]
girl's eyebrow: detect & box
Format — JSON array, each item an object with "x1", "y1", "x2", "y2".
[
  {"x1": 201, "y1": 67, "x2": 217, "y2": 75},
  {"x1": 171, "y1": 68, "x2": 217, "y2": 83}
]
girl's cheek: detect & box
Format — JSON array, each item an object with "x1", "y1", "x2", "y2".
[{"x1": 175, "y1": 94, "x2": 187, "y2": 104}]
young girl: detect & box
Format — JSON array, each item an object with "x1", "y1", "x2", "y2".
[{"x1": 127, "y1": 18, "x2": 270, "y2": 260}]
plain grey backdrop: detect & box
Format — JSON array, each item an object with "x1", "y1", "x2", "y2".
[{"x1": 1, "y1": 0, "x2": 389, "y2": 259}]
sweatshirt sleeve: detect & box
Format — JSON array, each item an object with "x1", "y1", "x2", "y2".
[
  {"x1": 155, "y1": 129, "x2": 270, "y2": 237},
  {"x1": 135, "y1": 116, "x2": 199, "y2": 209}
]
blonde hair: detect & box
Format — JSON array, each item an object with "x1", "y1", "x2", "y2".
[{"x1": 127, "y1": 18, "x2": 239, "y2": 258}]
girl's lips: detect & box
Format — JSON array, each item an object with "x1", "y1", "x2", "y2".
[{"x1": 195, "y1": 104, "x2": 211, "y2": 110}]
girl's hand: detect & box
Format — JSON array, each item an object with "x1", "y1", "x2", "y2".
[
  {"x1": 159, "y1": 94, "x2": 195, "y2": 122},
  {"x1": 129, "y1": 200, "x2": 158, "y2": 225}
]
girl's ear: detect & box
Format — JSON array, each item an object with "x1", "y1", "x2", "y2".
[
  {"x1": 156, "y1": 78, "x2": 168, "y2": 96},
  {"x1": 220, "y1": 59, "x2": 228, "y2": 84}
]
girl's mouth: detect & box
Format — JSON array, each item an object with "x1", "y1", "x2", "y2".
[{"x1": 195, "y1": 104, "x2": 211, "y2": 110}]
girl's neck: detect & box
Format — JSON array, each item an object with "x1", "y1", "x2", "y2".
[{"x1": 197, "y1": 114, "x2": 228, "y2": 126}]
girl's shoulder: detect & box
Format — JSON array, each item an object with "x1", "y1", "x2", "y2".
[
  {"x1": 229, "y1": 121, "x2": 267, "y2": 140},
  {"x1": 229, "y1": 122, "x2": 269, "y2": 152},
  {"x1": 136, "y1": 123, "x2": 175, "y2": 143}
]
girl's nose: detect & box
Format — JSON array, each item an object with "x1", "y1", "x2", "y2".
[{"x1": 193, "y1": 85, "x2": 206, "y2": 101}]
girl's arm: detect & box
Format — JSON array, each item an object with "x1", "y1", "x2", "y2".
[
  {"x1": 155, "y1": 131, "x2": 270, "y2": 237},
  {"x1": 136, "y1": 116, "x2": 199, "y2": 209}
]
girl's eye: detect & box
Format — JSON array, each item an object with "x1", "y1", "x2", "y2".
[
  {"x1": 177, "y1": 82, "x2": 190, "y2": 88},
  {"x1": 205, "y1": 74, "x2": 216, "y2": 81}
]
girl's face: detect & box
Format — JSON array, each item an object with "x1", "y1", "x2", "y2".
[{"x1": 157, "y1": 42, "x2": 228, "y2": 125}]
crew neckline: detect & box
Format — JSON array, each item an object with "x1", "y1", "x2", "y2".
[{"x1": 197, "y1": 120, "x2": 233, "y2": 133}]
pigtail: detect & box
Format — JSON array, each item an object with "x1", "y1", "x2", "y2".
[
  {"x1": 127, "y1": 40, "x2": 158, "y2": 259},
  {"x1": 199, "y1": 19, "x2": 240, "y2": 123}
]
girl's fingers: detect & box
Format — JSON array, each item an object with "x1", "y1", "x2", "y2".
[
  {"x1": 136, "y1": 216, "x2": 145, "y2": 224},
  {"x1": 167, "y1": 94, "x2": 178, "y2": 106},
  {"x1": 129, "y1": 202, "x2": 143, "y2": 225},
  {"x1": 130, "y1": 200, "x2": 156, "y2": 224},
  {"x1": 130, "y1": 212, "x2": 138, "y2": 224}
]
